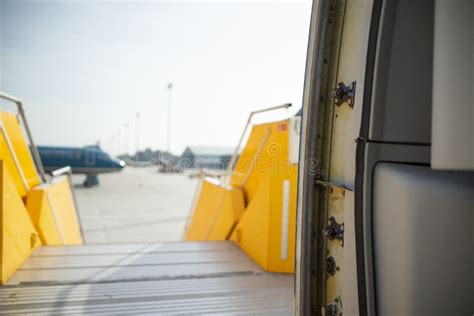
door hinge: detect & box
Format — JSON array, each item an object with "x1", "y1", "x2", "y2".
[
  {"x1": 334, "y1": 81, "x2": 356, "y2": 108},
  {"x1": 315, "y1": 179, "x2": 352, "y2": 192},
  {"x1": 323, "y1": 216, "x2": 344, "y2": 246}
]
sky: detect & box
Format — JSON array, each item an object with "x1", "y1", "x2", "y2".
[{"x1": 0, "y1": 0, "x2": 312, "y2": 156}]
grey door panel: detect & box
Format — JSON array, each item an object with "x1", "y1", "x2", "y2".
[{"x1": 373, "y1": 163, "x2": 474, "y2": 315}]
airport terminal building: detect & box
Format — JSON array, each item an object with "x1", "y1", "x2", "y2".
[{"x1": 180, "y1": 146, "x2": 233, "y2": 170}]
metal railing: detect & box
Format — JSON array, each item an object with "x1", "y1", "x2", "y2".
[
  {"x1": 225, "y1": 103, "x2": 291, "y2": 185},
  {"x1": 0, "y1": 122, "x2": 30, "y2": 191},
  {"x1": 0, "y1": 92, "x2": 47, "y2": 182},
  {"x1": 0, "y1": 92, "x2": 84, "y2": 242},
  {"x1": 237, "y1": 127, "x2": 271, "y2": 189}
]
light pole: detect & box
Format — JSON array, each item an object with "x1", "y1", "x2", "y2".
[
  {"x1": 116, "y1": 129, "x2": 121, "y2": 156},
  {"x1": 123, "y1": 124, "x2": 129, "y2": 155},
  {"x1": 166, "y1": 83, "x2": 173, "y2": 154},
  {"x1": 135, "y1": 112, "x2": 140, "y2": 157}
]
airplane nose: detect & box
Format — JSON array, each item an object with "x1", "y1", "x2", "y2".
[{"x1": 112, "y1": 160, "x2": 125, "y2": 169}]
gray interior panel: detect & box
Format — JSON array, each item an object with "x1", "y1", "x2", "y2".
[
  {"x1": 431, "y1": 0, "x2": 474, "y2": 170},
  {"x1": 373, "y1": 163, "x2": 474, "y2": 315},
  {"x1": 370, "y1": 0, "x2": 434, "y2": 144}
]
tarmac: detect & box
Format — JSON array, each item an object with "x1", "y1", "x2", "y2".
[{"x1": 72, "y1": 167, "x2": 198, "y2": 243}]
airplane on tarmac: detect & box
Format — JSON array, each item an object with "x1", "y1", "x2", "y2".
[{"x1": 37, "y1": 145, "x2": 125, "y2": 187}]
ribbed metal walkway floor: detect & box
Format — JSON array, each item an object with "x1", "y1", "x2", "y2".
[{"x1": 0, "y1": 242, "x2": 293, "y2": 315}]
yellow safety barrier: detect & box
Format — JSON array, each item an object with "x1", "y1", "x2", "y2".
[
  {"x1": 230, "y1": 120, "x2": 290, "y2": 200},
  {"x1": 0, "y1": 94, "x2": 82, "y2": 284},
  {"x1": 26, "y1": 176, "x2": 83, "y2": 245},
  {"x1": 185, "y1": 115, "x2": 300, "y2": 273},
  {"x1": 185, "y1": 178, "x2": 245, "y2": 241},
  {"x1": 231, "y1": 169, "x2": 298, "y2": 273},
  {"x1": 0, "y1": 161, "x2": 41, "y2": 284},
  {"x1": 0, "y1": 112, "x2": 41, "y2": 198}
]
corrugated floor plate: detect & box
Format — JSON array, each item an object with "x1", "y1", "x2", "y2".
[{"x1": 0, "y1": 241, "x2": 293, "y2": 315}]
